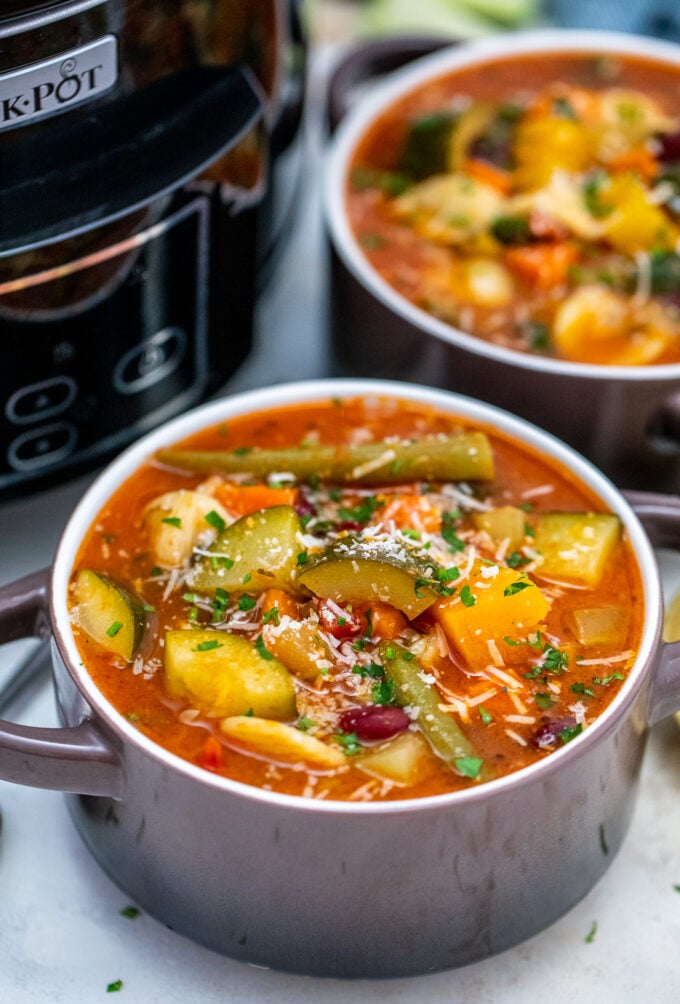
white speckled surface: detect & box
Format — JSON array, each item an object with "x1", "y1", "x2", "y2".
[{"x1": 2, "y1": 42, "x2": 680, "y2": 1004}]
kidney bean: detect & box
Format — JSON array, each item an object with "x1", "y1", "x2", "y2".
[
  {"x1": 295, "y1": 491, "x2": 316, "y2": 520},
  {"x1": 530, "y1": 716, "x2": 577, "y2": 750},
  {"x1": 657, "y1": 132, "x2": 680, "y2": 162},
  {"x1": 339, "y1": 705, "x2": 410, "y2": 742}
]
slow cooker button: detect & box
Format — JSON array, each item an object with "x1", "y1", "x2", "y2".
[
  {"x1": 7, "y1": 422, "x2": 78, "y2": 471},
  {"x1": 6, "y1": 377, "x2": 77, "y2": 425},
  {"x1": 113, "y1": 328, "x2": 187, "y2": 395}
]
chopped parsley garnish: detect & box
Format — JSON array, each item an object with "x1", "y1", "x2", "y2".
[
  {"x1": 336, "y1": 616, "x2": 347, "y2": 627},
  {"x1": 205, "y1": 510, "x2": 226, "y2": 534},
  {"x1": 372, "y1": 679, "x2": 397, "y2": 705},
  {"x1": 120, "y1": 906, "x2": 140, "y2": 920},
  {"x1": 150, "y1": 566, "x2": 162, "y2": 577},
  {"x1": 352, "y1": 662, "x2": 384, "y2": 679},
  {"x1": 519, "y1": 320, "x2": 550, "y2": 351},
  {"x1": 459, "y1": 585, "x2": 476, "y2": 607},
  {"x1": 570, "y1": 682, "x2": 595, "y2": 698},
  {"x1": 232, "y1": 446, "x2": 251, "y2": 456},
  {"x1": 255, "y1": 634, "x2": 273, "y2": 661},
  {"x1": 335, "y1": 731, "x2": 361, "y2": 755},
  {"x1": 107, "y1": 981, "x2": 123, "y2": 993},
  {"x1": 534, "y1": 692, "x2": 555, "y2": 710},
  {"x1": 593, "y1": 671, "x2": 625, "y2": 686},
  {"x1": 441, "y1": 511, "x2": 465, "y2": 553},
  {"x1": 297, "y1": 716, "x2": 315, "y2": 732},
  {"x1": 364, "y1": 607, "x2": 373, "y2": 637},
  {"x1": 584, "y1": 920, "x2": 598, "y2": 944},
  {"x1": 106, "y1": 621, "x2": 123, "y2": 638},
  {"x1": 559, "y1": 722, "x2": 583, "y2": 744},
  {"x1": 161, "y1": 516, "x2": 181, "y2": 528},
  {"x1": 262, "y1": 606, "x2": 280, "y2": 625},
  {"x1": 337, "y1": 495, "x2": 384, "y2": 524},
  {"x1": 479, "y1": 706, "x2": 494, "y2": 725},
  {"x1": 455, "y1": 756, "x2": 483, "y2": 779},
  {"x1": 543, "y1": 645, "x2": 569, "y2": 673},
  {"x1": 238, "y1": 595, "x2": 256, "y2": 612},
  {"x1": 491, "y1": 214, "x2": 531, "y2": 245},
  {"x1": 583, "y1": 171, "x2": 613, "y2": 219},
  {"x1": 194, "y1": 640, "x2": 222, "y2": 652},
  {"x1": 212, "y1": 588, "x2": 229, "y2": 621},
  {"x1": 503, "y1": 580, "x2": 532, "y2": 597},
  {"x1": 296, "y1": 551, "x2": 309, "y2": 566},
  {"x1": 506, "y1": 551, "x2": 529, "y2": 569},
  {"x1": 414, "y1": 577, "x2": 433, "y2": 599},
  {"x1": 242, "y1": 573, "x2": 251, "y2": 585}
]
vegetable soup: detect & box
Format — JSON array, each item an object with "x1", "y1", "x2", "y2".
[
  {"x1": 69, "y1": 397, "x2": 643, "y2": 801},
  {"x1": 347, "y1": 52, "x2": 680, "y2": 365}
]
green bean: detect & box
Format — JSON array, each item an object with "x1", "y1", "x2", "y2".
[
  {"x1": 156, "y1": 433, "x2": 494, "y2": 485},
  {"x1": 379, "y1": 641, "x2": 491, "y2": 782}
]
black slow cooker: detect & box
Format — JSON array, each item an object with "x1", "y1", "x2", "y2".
[{"x1": 0, "y1": 0, "x2": 306, "y2": 498}]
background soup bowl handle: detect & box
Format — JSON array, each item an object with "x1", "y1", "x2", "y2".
[
  {"x1": 625, "y1": 490, "x2": 680, "y2": 726},
  {"x1": 326, "y1": 35, "x2": 456, "y2": 133},
  {"x1": 0, "y1": 568, "x2": 125, "y2": 798}
]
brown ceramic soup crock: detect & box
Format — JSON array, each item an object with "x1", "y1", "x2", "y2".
[
  {"x1": 0, "y1": 378, "x2": 679, "y2": 978},
  {"x1": 324, "y1": 31, "x2": 680, "y2": 491}
]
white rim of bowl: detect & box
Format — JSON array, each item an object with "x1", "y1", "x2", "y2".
[
  {"x1": 324, "y1": 29, "x2": 680, "y2": 383},
  {"x1": 52, "y1": 378, "x2": 662, "y2": 815}
]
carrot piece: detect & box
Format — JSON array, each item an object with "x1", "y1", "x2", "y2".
[
  {"x1": 378, "y1": 494, "x2": 442, "y2": 534},
  {"x1": 607, "y1": 145, "x2": 658, "y2": 182},
  {"x1": 463, "y1": 157, "x2": 512, "y2": 195},
  {"x1": 504, "y1": 242, "x2": 579, "y2": 289},
  {"x1": 199, "y1": 735, "x2": 224, "y2": 772},
  {"x1": 364, "y1": 601, "x2": 408, "y2": 639},
  {"x1": 261, "y1": 588, "x2": 300, "y2": 622},
  {"x1": 213, "y1": 482, "x2": 299, "y2": 517}
]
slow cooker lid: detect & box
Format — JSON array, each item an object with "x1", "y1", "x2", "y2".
[{"x1": 0, "y1": 64, "x2": 263, "y2": 254}]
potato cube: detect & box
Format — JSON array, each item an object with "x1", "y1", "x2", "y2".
[{"x1": 532, "y1": 512, "x2": 621, "y2": 587}]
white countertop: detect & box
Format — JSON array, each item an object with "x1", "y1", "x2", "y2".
[{"x1": 3, "y1": 47, "x2": 680, "y2": 1004}]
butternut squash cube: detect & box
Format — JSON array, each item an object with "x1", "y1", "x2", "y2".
[{"x1": 433, "y1": 560, "x2": 550, "y2": 671}]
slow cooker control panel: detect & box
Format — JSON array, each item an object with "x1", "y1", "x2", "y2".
[{"x1": 1, "y1": 197, "x2": 211, "y2": 497}]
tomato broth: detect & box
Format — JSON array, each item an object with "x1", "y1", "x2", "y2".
[{"x1": 69, "y1": 397, "x2": 643, "y2": 801}]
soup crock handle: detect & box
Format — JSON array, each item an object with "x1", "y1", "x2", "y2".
[
  {"x1": 0, "y1": 568, "x2": 125, "y2": 798},
  {"x1": 327, "y1": 35, "x2": 457, "y2": 133},
  {"x1": 625, "y1": 490, "x2": 680, "y2": 726}
]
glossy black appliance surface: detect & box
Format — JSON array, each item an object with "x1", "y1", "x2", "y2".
[{"x1": 0, "y1": 0, "x2": 305, "y2": 498}]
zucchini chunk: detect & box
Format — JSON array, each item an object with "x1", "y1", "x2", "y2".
[
  {"x1": 156, "y1": 432, "x2": 495, "y2": 485},
  {"x1": 398, "y1": 111, "x2": 459, "y2": 180},
  {"x1": 380, "y1": 642, "x2": 490, "y2": 781},
  {"x1": 296, "y1": 534, "x2": 439, "y2": 619},
  {"x1": 164, "y1": 629, "x2": 296, "y2": 720},
  {"x1": 190, "y1": 505, "x2": 300, "y2": 596},
  {"x1": 358, "y1": 731, "x2": 430, "y2": 785},
  {"x1": 532, "y1": 512, "x2": 621, "y2": 587},
  {"x1": 220, "y1": 716, "x2": 345, "y2": 769},
  {"x1": 472, "y1": 505, "x2": 526, "y2": 548},
  {"x1": 568, "y1": 606, "x2": 629, "y2": 647},
  {"x1": 72, "y1": 569, "x2": 147, "y2": 661}
]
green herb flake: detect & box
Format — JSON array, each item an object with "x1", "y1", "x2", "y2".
[
  {"x1": 337, "y1": 496, "x2": 383, "y2": 524},
  {"x1": 503, "y1": 580, "x2": 532, "y2": 597},
  {"x1": 673, "y1": 884, "x2": 680, "y2": 893},
  {"x1": 335, "y1": 731, "x2": 361, "y2": 755},
  {"x1": 570, "y1": 682, "x2": 595, "y2": 698},
  {"x1": 336, "y1": 616, "x2": 347, "y2": 627},
  {"x1": 371, "y1": 679, "x2": 397, "y2": 705},
  {"x1": 364, "y1": 608, "x2": 373, "y2": 638},
  {"x1": 506, "y1": 551, "x2": 529, "y2": 569},
  {"x1": 479, "y1": 706, "x2": 493, "y2": 725},
  {"x1": 455, "y1": 756, "x2": 483, "y2": 779},
  {"x1": 255, "y1": 634, "x2": 273, "y2": 661},
  {"x1": 543, "y1": 645, "x2": 569, "y2": 674},
  {"x1": 297, "y1": 716, "x2": 315, "y2": 732},
  {"x1": 585, "y1": 920, "x2": 598, "y2": 944},
  {"x1": 414, "y1": 577, "x2": 433, "y2": 599},
  {"x1": 238, "y1": 595, "x2": 256, "y2": 612},
  {"x1": 593, "y1": 671, "x2": 625, "y2": 686},
  {"x1": 143, "y1": 603, "x2": 155, "y2": 613},
  {"x1": 150, "y1": 566, "x2": 162, "y2": 577},
  {"x1": 352, "y1": 662, "x2": 384, "y2": 679},
  {"x1": 161, "y1": 516, "x2": 182, "y2": 528},
  {"x1": 120, "y1": 906, "x2": 140, "y2": 920},
  {"x1": 296, "y1": 551, "x2": 309, "y2": 566},
  {"x1": 194, "y1": 639, "x2": 222, "y2": 652},
  {"x1": 534, "y1": 692, "x2": 555, "y2": 710},
  {"x1": 262, "y1": 606, "x2": 280, "y2": 626},
  {"x1": 107, "y1": 981, "x2": 123, "y2": 993},
  {"x1": 460, "y1": 585, "x2": 476, "y2": 607},
  {"x1": 441, "y1": 511, "x2": 466, "y2": 553},
  {"x1": 232, "y1": 446, "x2": 251, "y2": 457},
  {"x1": 106, "y1": 621, "x2": 123, "y2": 638},
  {"x1": 559, "y1": 722, "x2": 583, "y2": 744},
  {"x1": 205, "y1": 510, "x2": 226, "y2": 534}
]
